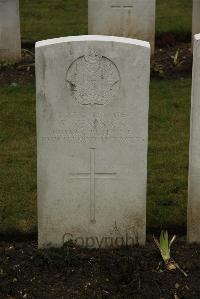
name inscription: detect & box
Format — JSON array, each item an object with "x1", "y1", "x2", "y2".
[{"x1": 40, "y1": 112, "x2": 143, "y2": 144}]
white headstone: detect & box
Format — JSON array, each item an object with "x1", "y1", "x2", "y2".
[
  {"x1": 192, "y1": 0, "x2": 200, "y2": 41},
  {"x1": 188, "y1": 34, "x2": 200, "y2": 243},
  {"x1": 88, "y1": 0, "x2": 155, "y2": 53},
  {"x1": 0, "y1": 0, "x2": 21, "y2": 61},
  {"x1": 36, "y1": 35, "x2": 150, "y2": 248}
]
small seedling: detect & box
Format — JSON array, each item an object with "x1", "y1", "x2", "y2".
[
  {"x1": 171, "y1": 49, "x2": 184, "y2": 66},
  {"x1": 153, "y1": 230, "x2": 187, "y2": 277}
]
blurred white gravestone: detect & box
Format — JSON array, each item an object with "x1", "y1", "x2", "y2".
[
  {"x1": 36, "y1": 36, "x2": 150, "y2": 248},
  {"x1": 0, "y1": 0, "x2": 21, "y2": 61},
  {"x1": 188, "y1": 34, "x2": 200, "y2": 243},
  {"x1": 192, "y1": 0, "x2": 200, "y2": 41},
  {"x1": 88, "y1": 0, "x2": 155, "y2": 53}
]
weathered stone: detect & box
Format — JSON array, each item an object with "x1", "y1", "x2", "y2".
[
  {"x1": 188, "y1": 34, "x2": 200, "y2": 243},
  {"x1": 88, "y1": 0, "x2": 155, "y2": 53},
  {"x1": 36, "y1": 36, "x2": 150, "y2": 248},
  {"x1": 0, "y1": 0, "x2": 21, "y2": 62},
  {"x1": 192, "y1": 0, "x2": 200, "y2": 41}
]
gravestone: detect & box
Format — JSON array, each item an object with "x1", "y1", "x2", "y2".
[
  {"x1": 192, "y1": 0, "x2": 200, "y2": 41},
  {"x1": 36, "y1": 35, "x2": 150, "y2": 248},
  {"x1": 88, "y1": 0, "x2": 155, "y2": 53},
  {"x1": 0, "y1": 0, "x2": 21, "y2": 61},
  {"x1": 188, "y1": 34, "x2": 200, "y2": 243}
]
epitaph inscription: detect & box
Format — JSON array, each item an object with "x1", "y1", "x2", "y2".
[
  {"x1": 66, "y1": 49, "x2": 120, "y2": 106},
  {"x1": 40, "y1": 112, "x2": 141, "y2": 144}
]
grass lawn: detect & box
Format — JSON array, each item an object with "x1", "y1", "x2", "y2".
[
  {"x1": 156, "y1": 0, "x2": 192, "y2": 35},
  {"x1": 20, "y1": 0, "x2": 88, "y2": 41},
  {"x1": 0, "y1": 79, "x2": 191, "y2": 234},
  {"x1": 0, "y1": 85, "x2": 37, "y2": 233},
  {"x1": 20, "y1": 0, "x2": 192, "y2": 42},
  {"x1": 148, "y1": 78, "x2": 191, "y2": 230}
]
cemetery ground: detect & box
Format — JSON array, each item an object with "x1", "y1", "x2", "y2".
[
  {"x1": 20, "y1": 0, "x2": 192, "y2": 41},
  {"x1": 1, "y1": 0, "x2": 200, "y2": 298},
  {"x1": 1, "y1": 46, "x2": 199, "y2": 298},
  {"x1": 0, "y1": 238, "x2": 199, "y2": 298}
]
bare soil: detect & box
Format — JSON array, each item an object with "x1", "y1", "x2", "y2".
[
  {"x1": 0, "y1": 48, "x2": 35, "y2": 85},
  {"x1": 152, "y1": 43, "x2": 192, "y2": 79},
  {"x1": 0, "y1": 42, "x2": 192, "y2": 86},
  {"x1": 0, "y1": 237, "x2": 200, "y2": 299}
]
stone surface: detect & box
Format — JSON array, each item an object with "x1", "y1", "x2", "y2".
[
  {"x1": 0, "y1": 0, "x2": 21, "y2": 61},
  {"x1": 192, "y1": 0, "x2": 200, "y2": 41},
  {"x1": 88, "y1": 0, "x2": 155, "y2": 53},
  {"x1": 188, "y1": 34, "x2": 200, "y2": 243},
  {"x1": 36, "y1": 35, "x2": 150, "y2": 248}
]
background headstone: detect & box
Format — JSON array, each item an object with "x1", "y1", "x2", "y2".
[
  {"x1": 192, "y1": 0, "x2": 200, "y2": 41},
  {"x1": 36, "y1": 35, "x2": 150, "y2": 248},
  {"x1": 88, "y1": 0, "x2": 155, "y2": 53},
  {"x1": 0, "y1": 0, "x2": 21, "y2": 62},
  {"x1": 188, "y1": 34, "x2": 200, "y2": 243}
]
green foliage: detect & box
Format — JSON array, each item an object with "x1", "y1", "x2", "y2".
[
  {"x1": 158, "y1": 231, "x2": 171, "y2": 263},
  {"x1": 154, "y1": 231, "x2": 188, "y2": 276},
  {"x1": 154, "y1": 230, "x2": 176, "y2": 264}
]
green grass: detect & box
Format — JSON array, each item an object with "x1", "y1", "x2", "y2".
[
  {"x1": 0, "y1": 85, "x2": 37, "y2": 233},
  {"x1": 156, "y1": 0, "x2": 192, "y2": 34},
  {"x1": 148, "y1": 78, "x2": 191, "y2": 230},
  {"x1": 0, "y1": 79, "x2": 191, "y2": 233},
  {"x1": 19, "y1": 0, "x2": 192, "y2": 42},
  {"x1": 20, "y1": 0, "x2": 88, "y2": 41}
]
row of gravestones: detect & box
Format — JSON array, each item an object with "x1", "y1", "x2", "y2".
[
  {"x1": 1, "y1": 0, "x2": 200, "y2": 61},
  {"x1": 36, "y1": 34, "x2": 200, "y2": 249}
]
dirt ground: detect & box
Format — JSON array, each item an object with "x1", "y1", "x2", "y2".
[
  {"x1": 151, "y1": 43, "x2": 192, "y2": 79},
  {"x1": 0, "y1": 48, "x2": 35, "y2": 85},
  {"x1": 0, "y1": 41, "x2": 192, "y2": 85},
  {"x1": 0, "y1": 236, "x2": 199, "y2": 299}
]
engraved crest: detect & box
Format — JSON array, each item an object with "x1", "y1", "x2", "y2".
[{"x1": 66, "y1": 49, "x2": 120, "y2": 106}]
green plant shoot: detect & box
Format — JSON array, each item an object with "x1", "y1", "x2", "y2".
[{"x1": 153, "y1": 230, "x2": 188, "y2": 277}]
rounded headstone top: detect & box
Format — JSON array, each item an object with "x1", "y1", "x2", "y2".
[{"x1": 35, "y1": 35, "x2": 150, "y2": 49}]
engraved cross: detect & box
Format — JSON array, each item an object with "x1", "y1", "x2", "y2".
[
  {"x1": 111, "y1": 3, "x2": 134, "y2": 35},
  {"x1": 69, "y1": 148, "x2": 117, "y2": 224}
]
